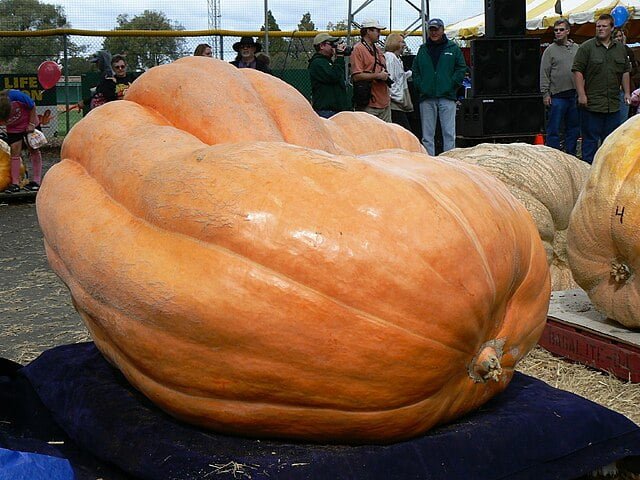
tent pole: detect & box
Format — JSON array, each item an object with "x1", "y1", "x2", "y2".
[
  {"x1": 421, "y1": 0, "x2": 428, "y2": 43},
  {"x1": 264, "y1": 0, "x2": 269, "y2": 55}
]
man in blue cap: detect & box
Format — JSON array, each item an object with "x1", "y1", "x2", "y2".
[{"x1": 412, "y1": 18, "x2": 467, "y2": 155}]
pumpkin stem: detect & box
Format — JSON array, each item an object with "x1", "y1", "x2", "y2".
[
  {"x1": 610, "y1": 261, "x2": 632, "y2": 284},
  {"x1": 469, "y1": 340, "x2": 505, "y2": 383}
]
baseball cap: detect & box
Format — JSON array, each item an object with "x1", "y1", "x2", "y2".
[
  {"x1": 361, "y1": 19, "x2": 386, "y2": 30},
  {"x1": 313, "y1": 33, "x2": 340, "y2": 46},
  {"x1": 427, "y1": 18, "x2": 445, "y2": 29}
]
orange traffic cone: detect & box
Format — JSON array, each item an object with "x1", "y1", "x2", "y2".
[{"x1": 534, "y1": 133, "x2": 545, "y2": 145}]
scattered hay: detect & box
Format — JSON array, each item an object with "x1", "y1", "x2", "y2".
[
  {"x1": 207, "y1": 461, "x2": 260, "y2": 478},
  {"x1": 517, "y1": 346, "x2": 640, "y2": 425}
]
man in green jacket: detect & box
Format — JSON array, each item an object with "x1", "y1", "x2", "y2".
[
  {"x1": 572, "y1": 13, "x2": 631, "y2": 164},
  {"x1": 308, "y1": 33, "x2": 351, "y2": 118},
  {"x1": 412, "y1": 18, "x2": 467, "y2": 155}
]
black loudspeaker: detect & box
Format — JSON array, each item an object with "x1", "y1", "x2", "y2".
[
  {"x1": 485, "y1": 0, "x2": 526, "y2": 37},
  {"x1": 471, "y1": 38, "x2": 540, "y2": 97},
  {"x1": 510, "y1": 39, "x2": 541, "y2": 95},
  {"x1": 456, "y1": 96, "x2": 544, "y2": 137},
  {"x1": 471, "y1": 39, "x2": 508, "y2": 96}
]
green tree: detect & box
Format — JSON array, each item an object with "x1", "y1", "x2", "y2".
[
  {"x1": 102, "y1": 10, "x2": 187, "y2": 70},
  {"x1": 326, "y1": 19, "x2": 349, "y2": 31},
  {"x1": 293, "y1": 12, "x2": 315, "y2": 64},
  {"x1": 279, "y1": 12, "x2": 316, "y2": 70},
  {"x1": 0, "y1": 0, "x2": 86, "y2": 73}
]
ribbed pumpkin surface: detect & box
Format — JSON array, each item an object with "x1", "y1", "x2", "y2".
[
  {"x1": 440, "y1": 143, "x2": 590, "y2": 291},
  {"x1": 37, "y1": 57, "x2": 550, "y2": 443},
  {"x1": 568, "y1": 116, "x2": 640, "y2": 329}
]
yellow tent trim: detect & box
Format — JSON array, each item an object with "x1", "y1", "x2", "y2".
[
  {"x1": 566, "y1": 0, "x2": 616, "y2": 15},
  {"x1": 528, "y1": 0, "x2": 558, "y2": 20}
]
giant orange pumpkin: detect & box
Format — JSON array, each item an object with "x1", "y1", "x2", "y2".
[
  {"x1": 37, "y1": 57, "x2": 550, "y2": 444},
  {"x1": 0, "y1": 139, "x2": 28, "y2": 191},
  {"x1": 568, "y1": 116, "x2": 640, "y2": 329},
  {"x1": 0, "y1": 139, "x2": 11, "y2": 190}
]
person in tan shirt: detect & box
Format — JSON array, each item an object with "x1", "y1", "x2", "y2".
[{"x1": 350, "y1": 19, "x2": 391, "y2": 122}]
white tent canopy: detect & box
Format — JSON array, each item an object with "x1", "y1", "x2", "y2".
[{"x1": 447, "y1": 0, "x2": 640, "y2": 40}]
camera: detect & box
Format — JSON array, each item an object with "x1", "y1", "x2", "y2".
[
  {"x1": 385, "y1": 77, "x2": 394, "y2": 87},
  {"x1": 333, "y1": 41, "x2": 353, "y2": 56}
]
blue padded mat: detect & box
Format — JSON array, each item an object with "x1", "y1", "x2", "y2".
[{"x1": 4, "y1": 342, "x2": 640, "y2": 480}]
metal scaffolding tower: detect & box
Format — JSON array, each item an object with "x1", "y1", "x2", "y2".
[
  {"x1": 207, "y1": 0, "x2": 222, "y2": 57},
  {"x1": 346, "y1": 0, "x2": 429, "y2": 45}
]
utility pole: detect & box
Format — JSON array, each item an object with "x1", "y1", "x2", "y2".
[
  {"x1": 264, "y1": 0, "x2": 269, "y2": 55},
  {"x1": 421, "y1": 0, "x2": 428, "y2": 43},
  {"x1": 207, "y1": 0, "x2": 221, "y2": 58}
]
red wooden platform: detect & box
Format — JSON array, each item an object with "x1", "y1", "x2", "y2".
[{"x1": 539, "y1": 290, "x2": 640, "y2": 383}]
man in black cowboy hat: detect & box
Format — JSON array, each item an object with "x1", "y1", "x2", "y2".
[{"x1": 231, "y1": 37, "x2": 272, "y2": 74}]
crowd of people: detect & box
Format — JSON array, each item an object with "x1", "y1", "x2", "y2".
[
  {"x1": 194, "y1": 19, "x2": 466, "y2": 156},
  {"x1": 191, "y1": 20, "x2": 466, "y2": 157},
  {"x1": 310, "y1": 13, "x2": 638, "y2": 163},
  {"x1": 540, "y1": 14, "x2": 637, "y2": 163},
  {"x1": 309, "y1": 17, "x2": 467, "y2": 157},
  {"x1": 1, "y1": 14, "x2": 638, "y2": 194}
]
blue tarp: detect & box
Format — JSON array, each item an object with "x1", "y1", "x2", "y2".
[
  {"x1": 2, "y1": 342, "x2": 640, "y2": 479},
  {"x1": 0, "y1": 447, "x2": 74, "y2": 480}
]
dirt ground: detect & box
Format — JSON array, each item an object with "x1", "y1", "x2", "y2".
[
  {"x1": 0, "y1": 152, "x2": 92, "y2": 365},
  {"x1": 0, "y1": 199, "x2": 92, "y2": 363},
  {"x1": 1, "y1": 150, "x2": 639, "y2": 479}
]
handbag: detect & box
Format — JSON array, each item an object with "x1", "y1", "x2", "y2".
[
  {"x1": 26, "y1": 130, "x2": 48, "y2": 150},
  {"x1": 391, "y1": 86, "x2": 414, "y2": 112},
  {"x1": 352, "y1": 42, "x2": 386, "y2": 108},
  {"x1": 352, "y1": 80, "x2": 372, "y2": 107}
]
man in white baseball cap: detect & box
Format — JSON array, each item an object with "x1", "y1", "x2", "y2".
[{"x1": 350, "y1": 19, "x2": 392, "y2": 122}]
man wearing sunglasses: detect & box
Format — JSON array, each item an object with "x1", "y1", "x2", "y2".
[
  {"x1": 540, "y1": 19, "x2": 580, "y2": 156},
  {"x1": 89, "y1": 54, "x2": 133, "y2": 109},
  {"x1": 308, "y1": 33, "x2": 350, "y2": 118},
  {"x1": 110, "y1": 55, "x2": 133, "y2": 101}
]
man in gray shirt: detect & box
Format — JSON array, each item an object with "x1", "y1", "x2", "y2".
[{"x1": 540, "y1": 19, "x2": 580, "y2": 156}]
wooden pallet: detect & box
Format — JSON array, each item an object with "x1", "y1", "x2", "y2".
[{"x1": 539, "y1": 289, "x2": 640, "y2": 383}]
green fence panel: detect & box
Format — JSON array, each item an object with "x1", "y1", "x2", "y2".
[
  {"x1": 273, "y1": 68, "x2": 311, "y2": 101},
  {"x1": 56, "y1": 82, "x2": 82, "y2": 104}
]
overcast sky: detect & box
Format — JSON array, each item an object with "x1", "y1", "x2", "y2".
[{"x1": 47, "y1": 0, "x2": 484, "y2": 32}]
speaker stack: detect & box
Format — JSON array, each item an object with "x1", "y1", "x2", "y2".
[{"x1": 457, "y1": 0, "x2": 544, "y2": 142}]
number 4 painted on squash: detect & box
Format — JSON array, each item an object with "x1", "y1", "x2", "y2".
[{"x1": 615, "y1": 206, "x2": 625, "y2": 224}]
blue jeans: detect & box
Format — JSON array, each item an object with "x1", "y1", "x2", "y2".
[
  {"x1": 619, "y1": 90, "x2": 630, "y2": 124},
  {"x1": 419, "y1": 98, "x2": 456, "y2": 156},
  {"x1": 546, "y1": 96, "x2": 580, "y2": 156},
  {"x1": 315, "y1": 110, "x2": 337, "y2": 119},
  {"x1": 580, "y1": 109, "x2": 620, "y2": 164}
]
